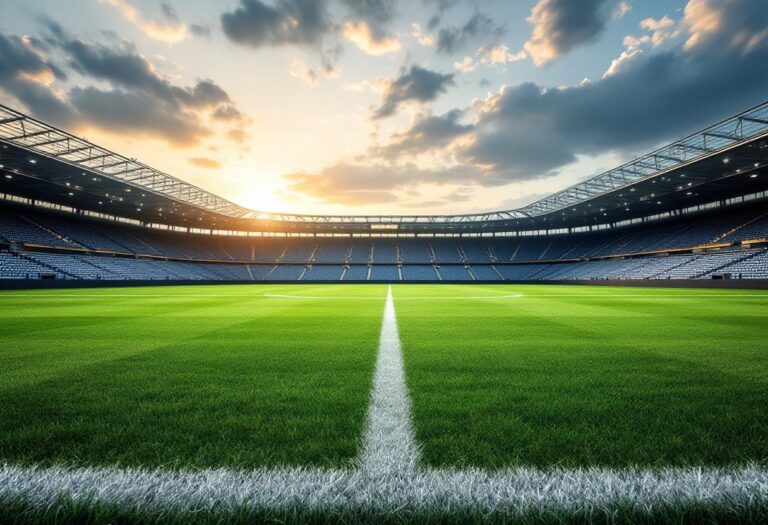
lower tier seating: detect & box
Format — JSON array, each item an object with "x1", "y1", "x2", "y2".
[{"x1": 1, "y1": 201, "x2": 766, "y2": 281}]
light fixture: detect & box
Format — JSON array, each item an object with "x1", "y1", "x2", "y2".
[{"x1": 29, "y1": 159, "x2": 36, "y2": 164}]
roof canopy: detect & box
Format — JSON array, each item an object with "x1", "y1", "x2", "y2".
[{"x1": 1, "y1": 102, "x2": 767, "y2": 234}]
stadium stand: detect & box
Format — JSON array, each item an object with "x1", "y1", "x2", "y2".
[{"x1": 1, "y1": 199, "x2": 766, "y2": 282}]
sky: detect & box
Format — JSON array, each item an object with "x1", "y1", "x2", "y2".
[{"x1": 1, "y1": 0, "x2": 767, "y2": 216}]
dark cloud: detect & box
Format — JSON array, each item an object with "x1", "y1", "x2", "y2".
[
  {"x1": 372, "y1": 65, "x2": 455, "y2": 119},
  {"x1": 1, "y1": 23, "x2": 250, "y2": 149},
  {"x1": 460, "y1": 0, "x2": 768, "y2": 180},
  {"x1": 374, "y1": 109, "x2": 473, "y2": 159},
  {"x1": 221, "y1": 0, "x2": 330, "y2": 49},
  {"x1": 0, "y1": 32, "x2": 75, "y2": 126},
  {"x1": 190, "y1": 24, "x2": 211, "y2": 37},
  {"x1": 161, "y1": 2, "x2": 180, "y2": 22},
  {"x1": 69, "y1": 87, "x2": 210, "y2": 147},
  {"x1": 47, "y1": 24, "x2": 232, "y2": 111},
  {"x1": 435, "y1": 12, "x2": 505, "y2": 54},
  {"x1": 340, "y1": 0, "x2": 397, "y2": 27},
  {"x1": 524, "y1": 0, "x2": 612, "y2": 66},
  {"x1": 213, "y1": 104, "x2": 248, "y2": 123},
  {"x1": 353, "y1": 0, "x2": 768, "y2": 189},
  {"x1": 422, "y1": 0, "x2": 460, "y2": 30}
]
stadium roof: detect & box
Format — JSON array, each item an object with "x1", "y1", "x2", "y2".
[{"x1": 1, "y1": 101, "x2": 767, "y2": 234}]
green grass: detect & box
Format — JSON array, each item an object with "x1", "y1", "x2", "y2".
[
  {"x1": 0, "y1": 284, "x2": 386, "y2": 469},
  {"x1": 3, "y1": 283, "x2": 767, "y2": 472},
  {"x1": 394, "y1": 284, "x2": 768, "y2": 469}
]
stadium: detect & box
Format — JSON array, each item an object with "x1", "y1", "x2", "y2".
[
  {"x1": 1, "y1": 101, "x2": 767, "y2": 283},
  {"x1": 1, "y1": 1, "x2": 768, "y2": 524}
]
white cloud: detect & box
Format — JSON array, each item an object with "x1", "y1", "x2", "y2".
[
  {"x1": 342, "y1": 21, "x2": 401, "y2": 55},
  {"x1": 100, "y1": 0, "x2": 188, "y2": 43},
  {"x1": 410, "y1": 23, "x2": 434, "y2": 47},
  {"x1": 477, "y1": 45, "x2": 527, "y2": 66},
  {"x1": 614, "y1": 1, "x2": 632, "y2": 19},
  {"x1": 453, "y1": 56, "x2": 476, "y2": 73}
]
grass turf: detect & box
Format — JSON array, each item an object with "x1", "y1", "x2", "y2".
[
  {"x1": 394, "y1": 284, "x2": 768, "y2": 469},
  {"x1": 0, "y1": 284, "x2": 386, "y2": 469}
]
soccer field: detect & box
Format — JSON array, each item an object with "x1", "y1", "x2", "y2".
[{"x1": 1, "y1": 284, "x2": 767, "y2": 523}]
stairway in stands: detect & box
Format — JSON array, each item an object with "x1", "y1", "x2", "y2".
[
  {"x1": 711, "y1": 212, "x2": 768, "y2": 243},
  {"x1": 694, "y1": 250, "x2": 765, "y2": 279},
  {"x1": 17, "y1": 253, "x2": 79, "y2": 279},
  {"x1": 16, "y1": 213, "x2": 84, "y2": 248}
]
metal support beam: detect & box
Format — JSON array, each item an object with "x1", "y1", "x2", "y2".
[
  {"x1": 54, "y1": 146, "x2": 92, "y2": 157},
  {"x1": 740, "y1": 116, "x2": 768, "y2": 125}
]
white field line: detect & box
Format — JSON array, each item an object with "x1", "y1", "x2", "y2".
[
  {"x1": 358, "y1": 286, "x2": 420, "y2": 475},
  {"x1": 2, "y1": 286, "x2": 768, "y2": 517},
  {"x1": 2, "y1": 464, "x2": 767, "y2": 515}
]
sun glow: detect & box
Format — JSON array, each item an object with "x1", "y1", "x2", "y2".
[{"x1": 223, "y1": 166, "x2": 291, "y2": 213}]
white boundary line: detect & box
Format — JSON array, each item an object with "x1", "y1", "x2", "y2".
[
  {"x1": 1, "y1": 285, "x2": 767, "y2": 517},
  {"x1": 2, "y1": 464, "x2": 767, "y2": 516}
]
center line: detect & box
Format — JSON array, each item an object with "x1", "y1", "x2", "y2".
[{"x1": 358, "y1": 285, "x2": 420, "y2": 475}]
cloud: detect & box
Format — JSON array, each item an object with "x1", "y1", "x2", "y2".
[
  {"x1": 683, "y1": 0, "x2": 768, "y2": 52},
  {"x1": 1, "y1": 23, "x2": 251, "y2": 149},
  {"x1": 435, "y1": 12, "x2": 505, "y2": 54},
  {"x1": 188, "y1": 157, "x2": 222, "y2": 169},
  {"x1": 220, "y1": 0, "x2": 329, "y2": 49},
  {"x1": 341, "y1": 20, "x2": 401, "y2": 55},
  {"x1": 340, "y1": 0, "x2": 396, "y2": 21},
  {"x1": 460, "y1": 0, "x2": 768, "y2": 181},
  {"x1": 453, "y1": 56, "x2": 475, "y2": 73},
  {"x1": 284, "y1": 162, "x2": 484, "y2": 205},
  {"x1": 523, "y1": 0, "x2": 613, "y2": 66},
  {"x1": 0, "y1": 32, "x2": 75, "y2": 125},
  {"x1": 100, "y1": 0, "x2": 189, "y2": 43},
  {"x1": 190, "y1": 24, "x2": 211, "y2": 37},
  {"x1": 477, "y1": 44, "x2": 527, "y2": 66},
  {"x1": 422, "y1": 0, "x2": 461, "y2": 31},
  {"x1": 289, "y1": 57, "x2": 340, "y2": 85},
  {"x1": 337, "y1": 0, "x2": 401, "y2": 55},
  {"x1": 614, "y1": 1, "x2": 632, "y2": 19},
  {"x1": 372, "y1": 65, "x2": 455, "y2": 119},
  {"x1": 228, "y1": 128, "x2": 250, "y2": 144},
  {"x1": 68, "y1": 87, "x2": 210, "y2": 146},
  {"x1": 327, "y1": 0, "x2": 768, "y2": 191},
  {"x1": 411, "y1": 23, "x2": 434, "y2": 47},
  {"x1": 373, "y1": 109, "x2": 473, "y2": 159}
]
